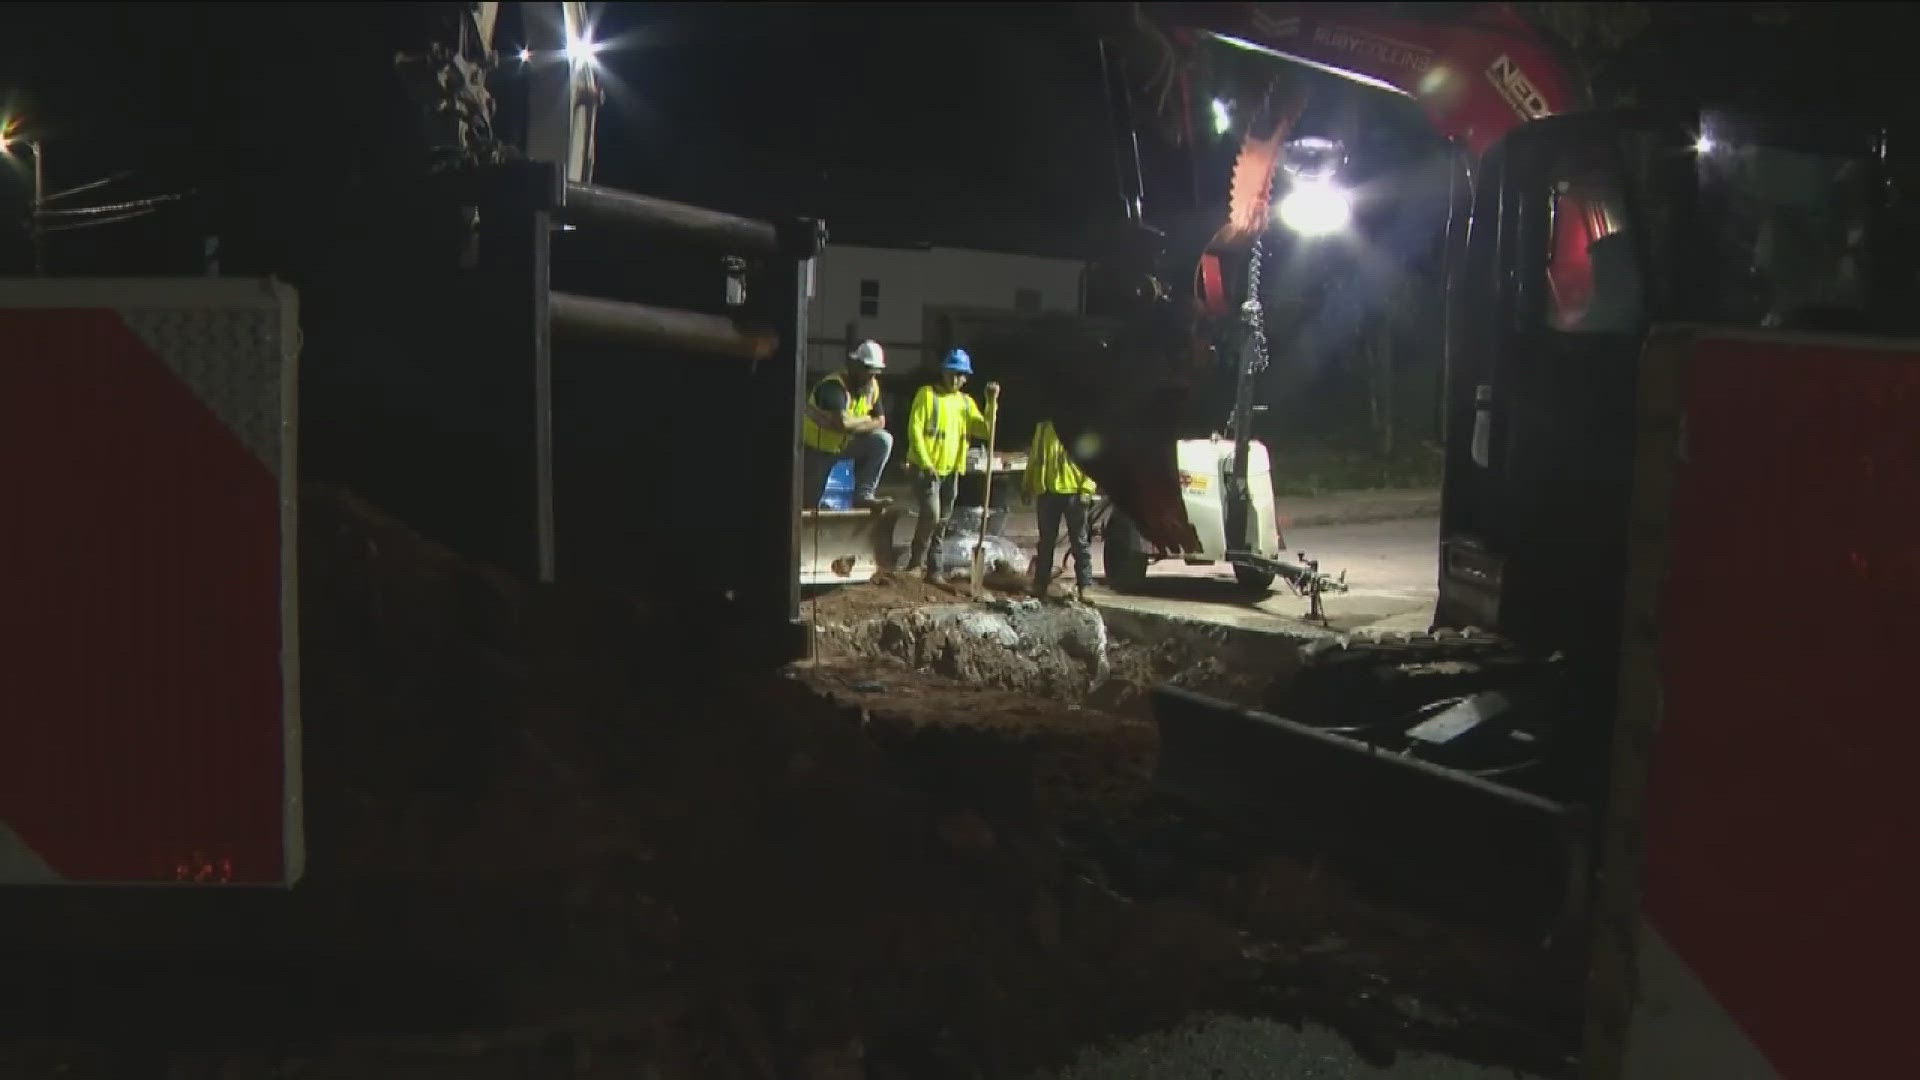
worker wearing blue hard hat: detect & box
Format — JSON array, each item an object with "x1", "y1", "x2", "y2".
[{"x1": 903, "y1": 348, "x2": 998, "y2": 579}]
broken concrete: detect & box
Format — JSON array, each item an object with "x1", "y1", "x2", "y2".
[{"x1": 844, "y1": 599, "x2": 1110, "y2": 698}]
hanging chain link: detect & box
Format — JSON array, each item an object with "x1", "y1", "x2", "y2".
[{"x1": 1240, "y1": 235, "x2": 1270, "y2": 375}]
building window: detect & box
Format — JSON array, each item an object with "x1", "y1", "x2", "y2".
[
  {"x1": 859, "y1": 278, "x2": 880, "y2": 317},
  {"x1": 1014, "y1": 287, "x2": 1041, "y2": 313}
]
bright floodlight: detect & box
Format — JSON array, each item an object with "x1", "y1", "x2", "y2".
[
  {"x1": 518, "y1": 47, "x2": 532, "y2": 62},
  {"x1": 1277, "y1": 181, "x2": 1352, "y2": 237},
  {"x1": 1211, "y1": 98, "x2": 1231, "y2": 135},
  {"x1": 564, "y1": 33, "x2": 601, "y2": 64},
  {"x1": 1694, "y1": 134, "x2": 1716, "y2": 155}
]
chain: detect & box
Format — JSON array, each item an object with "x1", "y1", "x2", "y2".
[{"x1": 1241, "y1": 235, "x2": 1269, "y2": 375}]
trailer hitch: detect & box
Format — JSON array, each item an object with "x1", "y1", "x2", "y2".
[{"x1": 1229, "y1": 549, "x2": 1348, "y2": 621}]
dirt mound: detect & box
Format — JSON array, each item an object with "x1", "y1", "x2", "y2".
[
  {"x1": 5, "y1": 484, "x2": 1274, "y2": 1078},
  {"x1": 809, "y1": 582, "x2": 1291, "y2": 719},
  {"x1": 804, "y1": 571, "x2": 980, "y2": 623},
  {"x1": 6, "y1": 489, "x2": 1578, "y2": 1078}
]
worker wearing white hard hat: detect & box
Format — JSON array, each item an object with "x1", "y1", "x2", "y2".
[{"x1": 801, "y1": 339, "x2": 895, "y2": 509}]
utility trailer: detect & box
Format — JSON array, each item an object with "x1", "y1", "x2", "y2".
[{"x1": 1100, "y1": 437, "x2": 1350, "y2": 606}]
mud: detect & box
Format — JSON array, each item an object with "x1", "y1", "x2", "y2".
[
  {"x1": 796, "y1": 586, "x2": 1582, "y2": 1078},
  {"x1": 0, "y1": 487, "x2": 1260, "y2": 1079},
  {"x1": 0, "y1": 489, "x2": 1581, "y2": 1079}
]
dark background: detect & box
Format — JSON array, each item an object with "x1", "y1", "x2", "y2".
[
  {"x1": 6, "y1": 1, "x2": 1920, "y2": 480},
  {"x1": 586, "y1": 2, "x2": 1120, "y2": 256}
]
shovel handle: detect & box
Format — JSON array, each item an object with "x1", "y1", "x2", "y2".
[{"x1": 971, "y1": 392, "x2": 1000, "y2": 591}]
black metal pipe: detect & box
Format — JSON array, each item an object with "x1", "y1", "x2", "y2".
[
  {"x1": 559, "y1": 183, "x2": 781, "y2": 255},
  {"x1": 550, "y1": 291, "x2": 777, "y2": 360}
]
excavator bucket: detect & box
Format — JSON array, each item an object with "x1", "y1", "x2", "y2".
[
  {"x1": 1023, "y1": 310, "x2": 1205, "y2": 554},
  {"x1": 799, "y1": 508, "x2": 900, "y2": 586},
  {"x1": 1150, "y1": 685, "x2": 1589, "y2": 932}
]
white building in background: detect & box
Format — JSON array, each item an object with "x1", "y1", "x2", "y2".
[{"x1": 806, "y1": 242, "x2": 1086, "y2": 376}]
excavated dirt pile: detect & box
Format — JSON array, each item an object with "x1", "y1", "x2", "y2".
[
  {"x1": 804, "y1": 576, "x2": 1290, "y2": 718},
  {"x1": 1, "y1": 487, "x2": 1272, "y2": 1079},
  {"x1": 796, "y1": 575, "x2": 1585, "y2": 1077},
  {"x1": 4, "y1": 505, "x2": 1582, "y2": 1078}
]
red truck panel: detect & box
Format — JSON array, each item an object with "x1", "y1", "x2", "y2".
[
  {"x1": 1600, "y1": 328, "x2": 1920, "y2": 1077},
  {"x1": 0, "y1": 279, "x2": 300, "y2": 886}
]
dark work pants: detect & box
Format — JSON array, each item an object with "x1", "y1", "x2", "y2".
[
  {"x1": 909, "y1": 469, "x2": 960, "y2": 572},
  {"x1": 1034, "y1": 492, "x2": 1093, "y2": 591}
]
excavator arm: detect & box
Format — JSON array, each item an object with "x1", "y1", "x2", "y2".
[{"x1": 1062, "y1": 3, "x2": 1588, "y2": 554}]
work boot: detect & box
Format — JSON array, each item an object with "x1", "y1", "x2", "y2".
[
  {"x1": 1076, "y1": 583, "x2": 1096, "y2": 605},
  {"x1": 854, "y1": 494, "x2": 894, "y2": 510}
]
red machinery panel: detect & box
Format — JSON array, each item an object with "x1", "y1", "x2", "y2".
[
  {"x1": 1607, "y1": 328, "x2": 1920, "y2": 1077},
  {"x1": 0, "y1": 279, "x2": 300, "y2": 887}
]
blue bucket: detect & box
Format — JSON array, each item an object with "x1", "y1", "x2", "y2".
[{"x1": 820, "y1": 459, "x2": 855, "y2": 511}]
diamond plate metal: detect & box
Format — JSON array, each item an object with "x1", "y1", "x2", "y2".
[{"x1": 119, "y1": 307, "x2": 287, "y2": 475}]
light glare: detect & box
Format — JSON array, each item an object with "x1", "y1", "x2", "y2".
[
  {"x1": 1211, "y1": 99, "x2": 1231, "y2": 136},
  {"x1": 565, "y1": 34, "x2": 601, "y2": 64},
  {"x1": 1277, "y1": 181, "x2": 1353, "y2": 237}
]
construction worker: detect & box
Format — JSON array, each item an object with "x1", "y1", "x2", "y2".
[
  {"x1": 801, "y1": 339, "x2": 894, "y2": 509},
  {"x1": 903, "y1": 348, "x2": 998, "y2": 576},
  {"x1": 1024, "y1": 417, "x2": 1097, "y2": 602}
]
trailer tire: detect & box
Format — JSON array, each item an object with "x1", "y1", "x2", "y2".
[
  {"x1": 1103, "y1": 513, "x2": 1150, "y2": 592},
  {"x1": 1232, "y1": 564, "x2": 1275, "y2": 595}
]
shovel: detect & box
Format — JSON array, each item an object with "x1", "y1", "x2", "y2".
[{"x1": 970, "y1": 383, "x2": 1002, "y2": 595}]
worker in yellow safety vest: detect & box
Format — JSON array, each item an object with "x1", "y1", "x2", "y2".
[
  {"x1": 1023, "y1": 417, "x2": 1098, "y2": 603},
  {"x1": 903, "y1": 348, "x2": 997, "y2": 578},
  {"x1": 801, "y1": 339, "x2": 894, "y2": 510}
]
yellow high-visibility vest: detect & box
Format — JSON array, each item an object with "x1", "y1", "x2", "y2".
[
  {"x1": 907, "y1": 384, "x2": 989, "y2": 476},
  {"x1": 1024, "y1": 420, "x2": 1096, "y2": 497},
  {"x1": 801, "y1": 374, "x2": 878, "y2": 455}
]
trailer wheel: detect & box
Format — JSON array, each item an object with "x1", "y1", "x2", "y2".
[
  {"x1": 1103, "y1": 512, "x2": 1150, "y2": 592},
  {"x1": 1232, "y1": 564, "x2": 1275, "y2": 595}
]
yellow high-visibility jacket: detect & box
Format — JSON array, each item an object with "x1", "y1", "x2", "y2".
[
  {"x1": 907, "y1": 384, "x2": 990, "y2": 476},
  {"x1": 1025, "y1": 421, "x2": 1096, "y2": 497},
  {"x1": 802, "y1": 374, "x2": 879, "y2": 455}
]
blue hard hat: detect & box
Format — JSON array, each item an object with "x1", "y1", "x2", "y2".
[{"x1": 942, "y1": 348, "x2": 973, "y2": 374}]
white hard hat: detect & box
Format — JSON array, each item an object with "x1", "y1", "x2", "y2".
[{"x1": 850, "y1": 339, "x2": 886, "y2": 370}]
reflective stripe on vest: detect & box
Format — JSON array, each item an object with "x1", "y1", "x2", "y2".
[
  {"x1": 802, "y1": 374, "x2": 877, "y2": 455},
  {"x1": 917, "y1": 387, "x2": 974, "y2": 476}
]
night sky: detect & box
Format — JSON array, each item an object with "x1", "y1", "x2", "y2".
[
  {"x1": 7, "y1": 2, "x2": 1920, "y2": 272},
  {"x1": 586, "y1": 2, "x2": 1122, "y2": 256}
]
